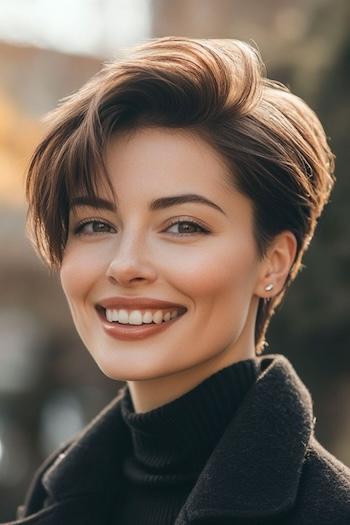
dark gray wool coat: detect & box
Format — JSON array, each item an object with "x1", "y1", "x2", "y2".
[{"x1": 6, "y1": 353, "x2": 350, "y2": 525}]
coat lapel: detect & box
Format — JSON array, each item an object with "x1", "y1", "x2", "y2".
[
  {"x1": 14, "y1": 354, "x2": 315, "y2": 525},
  {"x1": 15, "y1": 385, "x2": 132, "y2": 524},
  {"x1": 42, "y1": 384, "x2": 132, "y2": 500},
  {"x1": 175, "y1": 354, "x2": 315, "y2": 523}
]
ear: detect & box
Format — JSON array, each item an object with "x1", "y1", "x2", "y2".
[{"x1": 254, "y1": 230, "x2": 297, "y2": 299}]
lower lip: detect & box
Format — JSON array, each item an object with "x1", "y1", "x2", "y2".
[{"x1": 96, "y1": 309, "x2": 186, "y2": 341}]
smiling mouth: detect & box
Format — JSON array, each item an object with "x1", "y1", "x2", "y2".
[
  {"x1": 95, "y1": 304, "x2": 187, "y2": 340},
  {"x1": 95, "y1": 305, "x2": 187, "y2": 326}
]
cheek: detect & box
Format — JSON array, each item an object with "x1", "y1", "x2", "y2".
[
  {"x1": 59, "y1": 247, "x2": 103, "y2": 304},
  {"x1": 161, "y1": 236, "x2": 257, "y2": 302}
]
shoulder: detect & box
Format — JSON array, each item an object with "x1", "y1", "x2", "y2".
[{"x1": 292, "y1": 435, "x2": 350, "y2": 524}]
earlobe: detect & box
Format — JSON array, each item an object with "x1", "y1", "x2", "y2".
[{"x1": 256, "y1": 231, "x2": 297, "y2": 299}]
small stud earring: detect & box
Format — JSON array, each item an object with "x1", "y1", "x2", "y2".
[{"x1": 264, "y1": 283, "x2": 274, "y2": 291}]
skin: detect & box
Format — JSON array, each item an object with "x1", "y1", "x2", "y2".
[{"x1": 60, "y1": 127, "x2": 297, "y2": 413}]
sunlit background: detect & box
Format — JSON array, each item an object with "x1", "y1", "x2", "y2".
[{"x1": 0, "y1": 0, "x2": 349, "y2": 520}]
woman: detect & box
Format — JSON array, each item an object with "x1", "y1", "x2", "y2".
[{"x1": 9, "y1": 37, "x2": 350, "y2": 524}]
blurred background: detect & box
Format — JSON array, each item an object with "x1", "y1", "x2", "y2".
[{"x1": 0, "y1": 0, "x2": 349, "y2": 520}]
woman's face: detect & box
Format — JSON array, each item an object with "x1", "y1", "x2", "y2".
[{"x1": 60, "y1": 127, "x2": 265, "y2": 387}]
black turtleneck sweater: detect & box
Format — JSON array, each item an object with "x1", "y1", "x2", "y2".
[{"x1": 114, "y1": 357, "x2": 262, "y2": 524}]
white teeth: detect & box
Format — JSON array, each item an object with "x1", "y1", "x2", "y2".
[
  {"x1": 127, "y1": 310, "x2": 143, "y2": 325},
  {"x1": 142, "y1": 311, "x2": 153, "y2": 324},
  {"x1": 104, "y1": 308, "x2": 183, "y2": 325},
  {"x1": 106, "y1": 309, "x2": 116, "y2": 322},
  {"x1": 119, "y1": 309, "x2": 130, "y2": 324},
  {"x1": 153, "y1": 310, "x2": 163, "y2": 325}
]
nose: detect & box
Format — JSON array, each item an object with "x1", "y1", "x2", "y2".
[{"x1": 105, "y1": 229, "x2": 157, "y2": 287}]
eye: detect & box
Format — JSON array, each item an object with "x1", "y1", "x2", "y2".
[
  {"x1": 164, "y1": 219, "x2": 210, "y2": 236},
  {"x1": 72, "y1": 218, "x2": 210, "y2": 237},
  {"x1": 73, "y1": 219, "x2": 115, "y2": 236}
]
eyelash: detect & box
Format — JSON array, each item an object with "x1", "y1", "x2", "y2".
[{"x1": 72, "y1": 217, "x2": 210, "y2": 237}]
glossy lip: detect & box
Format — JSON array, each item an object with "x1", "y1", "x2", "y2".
[
  {"x1": 95, "y1": 306, "x2": 186, "y2": 341},
  {"x1": 96, "y1": 296, "x2": 187, "y2": 312}
]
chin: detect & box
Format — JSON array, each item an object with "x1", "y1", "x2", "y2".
[{"x1": 88, "y1": 348, "x2": 166, "y2": 382}]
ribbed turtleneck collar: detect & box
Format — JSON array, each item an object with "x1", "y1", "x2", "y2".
[{"x1": 119, "y1": 357, "x2": 261, "y2": 486}]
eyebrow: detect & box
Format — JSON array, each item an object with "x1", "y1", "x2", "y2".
[{"x1": 70, "y1": 194, "x2": 226, "y2": 215}]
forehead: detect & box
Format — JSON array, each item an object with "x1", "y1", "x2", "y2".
[
  {"x1": 69, "y1": 126, "x2": 253, "y2": 224},
  {"x1": 104, "y1": 126, "x2": 233, "y2": 194}
]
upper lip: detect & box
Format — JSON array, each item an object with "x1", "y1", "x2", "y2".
[{"x1": 96, "y1": 297, "x2": 187, "y2": 312}]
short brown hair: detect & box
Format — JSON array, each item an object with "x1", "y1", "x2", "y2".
[{"x1": 25, "y1": 36, "x2": 335, "y2": 354}]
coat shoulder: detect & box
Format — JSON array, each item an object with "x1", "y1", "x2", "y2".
[
  {"x1": 14, "y1": 438, "x2": 75, "y2": 521},
  {"x1": 288, "y1": 435, "x2": 350, "y2": 524}
]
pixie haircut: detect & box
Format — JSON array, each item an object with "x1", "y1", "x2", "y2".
[{"x1": 25, "y1": 36, "x2": 335, "y2": 355}]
